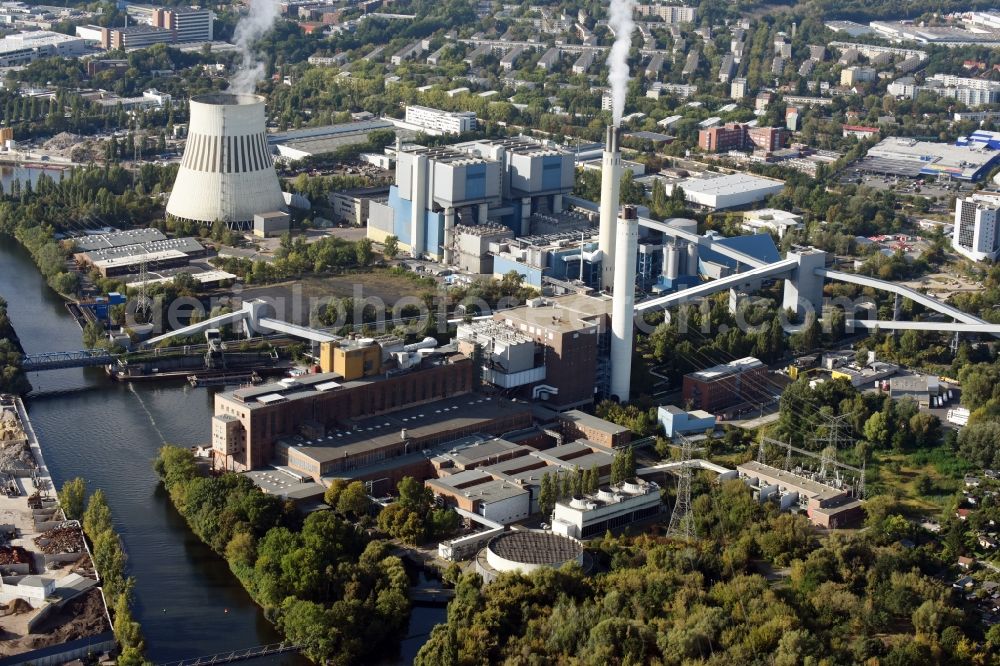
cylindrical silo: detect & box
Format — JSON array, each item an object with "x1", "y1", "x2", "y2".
[
  {"x1": 686, "y1": 241, "x2": 699, "y2": 276},
  {"x1": 166, "y1": 93, "x2": 286, "y2": 228},
  {"x1": 663, "y1": 243, "x2": 679, "y2": 280}
]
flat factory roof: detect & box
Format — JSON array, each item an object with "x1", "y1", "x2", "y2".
[
  {"x1": 281, "y1": 395, "x2": 530, "y2": 465},
  {"x1": 737, "y1": 461, "x2": 845, "y2": 501},
  {"x1": 73, "y1": 228, "x2": 167, "y2": 251}
]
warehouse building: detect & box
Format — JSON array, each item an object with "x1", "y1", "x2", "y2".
[
  {"x1": 428, "y1": 438, "x2": 617, "y2": 518},
  {"x1": 72, "y1": 228, "x2": 167, "y2": 252},
  {"x1": 857, "y1": 135, "x2": 1000, "y2": 182},
  {"x1": 273, "y1": 394, "x2": 533, "y2": 483},
  {"x1": 889, "y1": 374, "x2": 942, "y2": 408},
  {"x1": 270, "y1": 119, "x2": 399, "y2": 160},
  {"x1": 664, "y1": 173, "x2": 785, "y2": 209}
]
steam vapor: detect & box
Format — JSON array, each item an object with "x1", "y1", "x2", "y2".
[
  {"x1": 230, "y1": 0, "x2": 281, "y2": 94},
  {"x1": 606, "y1": 0, "x2": 635, "y2": 126}
]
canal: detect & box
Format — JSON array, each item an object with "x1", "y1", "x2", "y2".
[{"x1": 0, "y1": 240, "x2": 443, "y2": 663}]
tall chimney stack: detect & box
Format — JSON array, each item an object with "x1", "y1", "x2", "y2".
[
  {"x1": 598, "y1": 125, "x2": 622, "y2": 291},
  {"x1": 610, "y1": 204, "x2": 638, "y2": 402}
]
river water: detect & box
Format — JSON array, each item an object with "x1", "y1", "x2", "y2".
[{"x1": 0, "y1": 240, "x2": 443, "y2": 663}]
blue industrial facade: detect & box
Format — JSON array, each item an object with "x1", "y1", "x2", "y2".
[{"x1": 387, "y1": 186, "x2": 443, "y2": 255}]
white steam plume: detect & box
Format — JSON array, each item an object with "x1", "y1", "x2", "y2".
[
  {"x1": 230, "y1": 0, "x2": 281, "y2": 94},
  {"x1": 606, "y1": 0, "x2": 635, "y2": 126}
]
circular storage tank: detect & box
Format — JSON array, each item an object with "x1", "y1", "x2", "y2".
[
  {"x1": 686, "y1": 242, "x2": 699, "y2": 276},
  {"x1": 166, "y1": 93, "x2": 286, "y2": 226},
  {"x1": 663, "y1": 244, "x2": 679, "y2": 280},
  {"x1": 477, "y1": 531, "x2": 584, "y2": 583}
]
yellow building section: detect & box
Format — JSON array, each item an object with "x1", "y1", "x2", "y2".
[
  {"x1": 830, "y1": 369, "x2": 853, "y2": 383},
  {"x1": 366, "y1": 226, "x2": 395, "y2": 246},
  {"x1": 319, "y1": 340, "x2": 382, "y2": 379}
]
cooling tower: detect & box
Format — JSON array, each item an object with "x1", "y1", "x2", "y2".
[
  {"x1": 598, "y1": 125, "x2": 622, "y2": 291},
  {"x1": 610, "y1": 205, "x2": 638, "y2": 403},
  {"x1": 166, "y1": 93, "x2": 285, "y2": 229}
]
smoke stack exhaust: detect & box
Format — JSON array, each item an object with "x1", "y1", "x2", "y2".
[
  {"x1": 610, "y1": 204, "x2": 638, "y2": 402},
  {"x1": 598, "y1": 125, "x2": 622, "y2": 291}
]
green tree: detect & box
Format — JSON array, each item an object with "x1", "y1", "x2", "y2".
[
  {"x1": 336, "y1": 481, "x2": 370, "y2": 518},
  {"x1": 383, "y1": 235, "x2": 399, "y2": 259},
  {"x1": 59, "y1": 477, "x2": 86, "y2": 521},
  {"x1": 83, "y1": 488, "x2": 113, "y2": 537}
]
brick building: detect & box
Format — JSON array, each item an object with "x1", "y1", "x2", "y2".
[
  {"x1": 212, "y1": 351, "x2": 475, "y2": 471},
  {"x1": 698, "y1": 123, "x2": 787, "y2": 153},
  {"x1": 682, "y1": 357, "x2": 768, "y2": 413}
]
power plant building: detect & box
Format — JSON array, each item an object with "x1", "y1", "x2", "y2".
[
  {"x1": 682, "y1": 356, "x2": 769, "y2": 413},
  {"x1": 366, "y1": 138, "x2": 574, "y2": 262},
  {"x1": 211, "y1": 347, "x2": 480, "y2": 471},
  {"x1": 166, "y1": 94, "x2": 286, "y2": 230},
  {"x1": 551, "y1": 478, "x2": 662, "y2": 539}
]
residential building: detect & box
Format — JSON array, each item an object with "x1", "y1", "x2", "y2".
[
  {"x1": 100, "y1": 24, "x2": 172, "y2": 50},
  {"x1": 634, "y1": 3, "x2": 696, "y2": 23},
  {"x1": 404, "y1": 105, "x2": 477, "y2": 135},
  {"x1": 953, "y1": 194, "x2": 1000, "y2": 261},
  {"x1": 698, "y1": 123, "x2": 786, "y2": 153},
  {"x1": 840, "y1": 66, "x2": 876, "y2": 86},
  {"x1": 730, "y1": 78, "x2": 747, "y2": 100},
  {"x1": 150, "y1": 6, "x2": 213, "y2": 42},
  {"x1": 842, "y1": 124, "x2": 879, "y2": 139},
  {"x1": 698, "y1": 123, "x2": 747, "y2": 152}
]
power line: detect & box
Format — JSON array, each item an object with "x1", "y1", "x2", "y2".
[{"x1": 666, "y1": 433, "x2": 694, "y2": 542}]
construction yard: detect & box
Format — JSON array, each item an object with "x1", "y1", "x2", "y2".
[{"x1": 0, "y1": 398, "x2": 113, "y2": 660}]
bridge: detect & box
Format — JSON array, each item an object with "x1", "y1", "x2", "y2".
[
  {"x1": 155, "y1": 643, "x2": 302, "y2": 666},
  {"x1": 21, "y1": 349, "x2": 116, "y2": 372}
]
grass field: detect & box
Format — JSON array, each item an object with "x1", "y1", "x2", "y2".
[
  {"x1": 237, "y1": 270, "x2": 438, "y2": 325},
  {"x1": 869, "y1": 446, "x2": 971, "y2": 515}
]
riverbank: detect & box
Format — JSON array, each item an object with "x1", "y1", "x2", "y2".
[
  {"x1": 0, "y1": 239, "x2": 299, "y2": 663},
  {"x1": 0, "y1": 296, "x2": 31, "y2": 395},
  {"x1": 154, "y1": 445, "x2": 414, "y2": 665}
]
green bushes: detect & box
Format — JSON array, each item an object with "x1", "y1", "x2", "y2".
[
  {"x1": 375, "y1": 476, "x2": 459, "y2": 546},
  {"x1": 416, "y1": 480, "x2": 985, "y2": 665},
  {"x1": 0, "y1": 296, "x2": 29, "y2": 394},
  {"x1": 154, "y1": 445, "x2": 411, "y2": 664}
]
